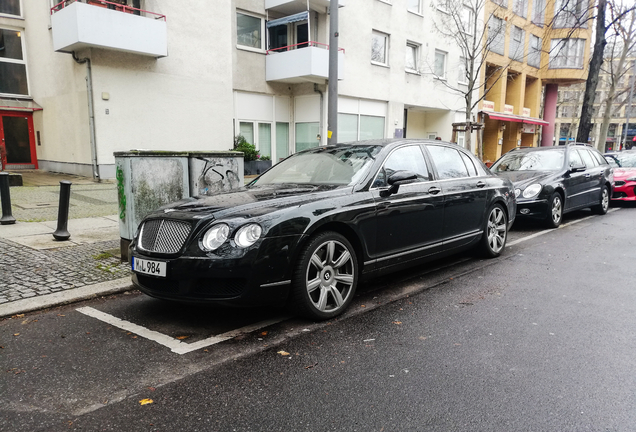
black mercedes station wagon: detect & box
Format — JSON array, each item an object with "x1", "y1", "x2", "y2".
[
  {"x1": 130, "y1": 139, "x2": 516, "y2": 320},
  {"x1": 491, "y1": 143, "x2": 613, "y2": 228}
]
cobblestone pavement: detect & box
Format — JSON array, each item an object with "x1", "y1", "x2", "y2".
[{"x1": 0, "y1": 237, "x2": 130, "y2": 304}]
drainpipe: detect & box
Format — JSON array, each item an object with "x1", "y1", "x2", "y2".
[
  {"x1": 314, "y1": 84, "x2": 324, "y2": 143},
  {"x1": 72, "y1": 52, "x2": 100, "y2": 182}
]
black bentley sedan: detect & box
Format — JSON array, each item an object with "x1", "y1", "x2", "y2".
[
  {"x1": 130, "y1": 139, "x2": 516, "y2": 320},
  {"x1": 490, "y1": 143, "x2": 612, "y2": 228}
]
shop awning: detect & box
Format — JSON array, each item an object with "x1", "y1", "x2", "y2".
[
  {"x1": 267, "y1": 11, "x2": 309, "y2": 28},
  {"x1": 0, "y1": 98, "x2": 43, "y2": 112},
  {"x1": 482, "y1": 111, "x2": 549, "y2": 126}
]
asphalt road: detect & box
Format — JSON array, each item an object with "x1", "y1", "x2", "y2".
[{"x1": 1, "y1": 205, "x2": 635, "y2": 431}]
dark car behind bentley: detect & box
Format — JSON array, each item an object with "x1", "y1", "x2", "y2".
[
  {"x1": 491, "y1": 143, "x2": 612, "y2": 228},
  {"x1": 130, "y1": 139, "x2": 516, "y2": 320}
]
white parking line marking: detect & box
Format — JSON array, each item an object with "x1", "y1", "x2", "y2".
[
  {"x1": 508, "y1": 208, "x2": 620, "y2": 247},
  {"x1": 76, "y1": 306, "x2": 287, "y2": 355}
]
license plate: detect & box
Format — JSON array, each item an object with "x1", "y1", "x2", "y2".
[{"x1": 132, "y1": 257, "x2": 166, "y2": 277}]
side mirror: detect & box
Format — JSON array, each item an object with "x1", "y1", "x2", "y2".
[
  {"x1": 380, "y1": 170, "x2": 418, "y2": 197},
  {"x1": 569, "y1": 163, "x2": 586, "y2": 173}
]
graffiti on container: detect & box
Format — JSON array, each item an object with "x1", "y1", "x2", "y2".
[
  {"x1": 192, "y1": 157, "x2": 241, "y2": 196},
  {"x1": 116, "y1": 165, "x2": 126, "y2": 221}
]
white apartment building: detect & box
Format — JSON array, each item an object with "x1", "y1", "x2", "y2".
[{"x1": 0, "y1": 0, "x2": 475, "y2": 179}]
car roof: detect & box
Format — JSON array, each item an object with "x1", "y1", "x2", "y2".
[{"x1": 333, "y1": 138, "x2": 463, "y2": 148}]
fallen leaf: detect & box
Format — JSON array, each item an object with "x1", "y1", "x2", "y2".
[
  {"x1": 176, "y1": 336, "x2": 189, "y2": 340},
  {"x1": 393, "y1": 321, "x2": 402, "y2": 325},
  {"x1": 57, "y1": 314, "x2": 65, "y2": 317},
  {"x1": 360, "y1": 305, "x2": 366, "y2": 308},
  {"x1": 260, "y1": 331, "x2": 268, "y2": 336},
  {"x1": 15, "y1": 314, "x2": 24, "y2": 318},
  {"x1": 305, "y1": 363, "x2": 318, "y2": 369},
  {"x1": 13, "y1": 333, "x2": 19, "y2": 337},
  {"x1": 139, "y1": 399, "x2": 153, "y2": 405},
  {"x1": 277, "y1": 350, "x2": 290, "y2": 356},
  {"x1": 147, "y1": 387, "x2": 156, "y2": 392}
]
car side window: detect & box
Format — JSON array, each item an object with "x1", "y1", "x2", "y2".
[
  {"x1": 373, "y1": 145, "x2": 429, "y2": 188},
  {"x1": 427, "y1": 145, "x2": 469, "y2": 179},
  {"x1": 459, "y1": 152, "x2": 478, "y2": 176},
  {"x1": 569, "y1": 149, "x2": 584, "y2": 167},
  {"x1": 590, "y1": 149, "x2": 608, "y2": 166},
  {"x1": 577, "y1": 149, "x2": 596, "y2": 168}
]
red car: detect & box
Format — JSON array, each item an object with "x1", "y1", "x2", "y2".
[{"x1": 605, "y1": 151, "x2": 636, "y2": 202}]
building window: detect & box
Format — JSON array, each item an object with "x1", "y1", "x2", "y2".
[
  {"x1": 0, "y1": 0, "x2": 20, "y2": 17},
  {"x1": 528, "y1": 34, "x2": 541, "y2": 68},
  {"x1": 461, "y1": 7, "x2": 474, "y2": 34},
  {"x1": 295, "y1": 122, "x2": 320, "y2": 152},
  {"x1": 434, "y1": 50, "x2": 447, "y2": 79},
  {"x1": 407, "y1": 0, "x2": 421, "y2": 14},
  {"x1": 237, "y1": 12, "x2": 264, "y2": 50},
  {"x1": 509, "y1": 26, "x2": 525, "y2": 62},
  {"x1": 276, "y1": 123, "x2": 289, "y2": 161},
  {"x1": 0, "y1": 28, "x2": 29, "y2": 96},
  {"x1": 338, "y1": 113, "x2": 385, "y2": 141},
  {"x1": 371, "y1": 31, "x2": 389, "y2": 65},
  {"x1": 554, "y1": 0, "x2": 587, "y2": 28},
  {"x1": 487, "y1": 16, "x2": 505, "y2": 56},
  {"x1": 532, "y1": 0, "x2": 545, "y2": 25},
  {"x1": 458, "y1": 57, "x2": 468, "y2": 84},
  {"x1": 491, "y1": 0, "x2": 507, "y2": 7},
  {"x1": 550, "y1": 38, "x2": 585, "y2": 69},
  {"x1": 405, "y1": 42, "x2": 419, "y2": 72},
  {"x1": 512, "y1": 0, "x2": 528, "y2": 18}
]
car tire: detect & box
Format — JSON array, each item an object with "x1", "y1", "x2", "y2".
[
  {"x1": 545, "y1": 192, "x2": 563, "y2": 228},
  {"x1": 479, "y1": 204, "x2": 508, "y2": 258},
  {"x1": 290, "y1": 231, "x2": 358, "y2": 321},
  {"x1": 592, "y1": 185, "x2": 610, "y2": 215}
]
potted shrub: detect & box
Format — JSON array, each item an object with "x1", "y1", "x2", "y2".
[{"x1": 234, "y1": 135, "x2": 272, "y2": 175}]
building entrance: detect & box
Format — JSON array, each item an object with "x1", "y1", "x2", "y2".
[{"x1": 0, "y1": 112, "x2": 37, "y2": 170}]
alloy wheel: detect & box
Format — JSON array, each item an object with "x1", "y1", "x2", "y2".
[
  {"x1": 487, "y1": 206, "x2": 507, "y2": 254},
  {"x1": 305, "y1": 240, "x2": 355, "y2": 313},
  {"x1": 551, "y1": 196, "x2": 562, "y2": 225}
]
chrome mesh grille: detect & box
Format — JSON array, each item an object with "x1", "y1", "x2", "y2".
[{"x1": 139, "y1": 219, "x2": 192, "y2": 254}]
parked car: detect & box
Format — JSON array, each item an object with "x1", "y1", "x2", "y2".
[
  {"x1": 490, "y1": 143, "x2": 613, "y2": 228},
  {"x1": 130, "y1": 139, "x2": 516, "y2": 320},
  {"x1": 604, "y1": 150, "x2": 636, "y2": 202}
]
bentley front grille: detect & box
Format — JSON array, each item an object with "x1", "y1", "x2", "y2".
[{"x1": 139, "y1": 219, "x2": 192, "y2": 254}]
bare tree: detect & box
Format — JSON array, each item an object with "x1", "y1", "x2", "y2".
[
  {"x1": 595, "y1": 4, "x2": 636, "y2": 150},
  {"x1": 431, "y1": 0, "x2": 510, "y2": 157}
]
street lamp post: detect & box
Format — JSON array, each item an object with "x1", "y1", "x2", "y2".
[{"x1": 327, "y1": 0, "x2": 339, "y2": 145}]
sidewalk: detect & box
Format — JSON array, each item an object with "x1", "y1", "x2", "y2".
[{"x1": 0, "y1": 170, "x2": 133, "y2": 318}]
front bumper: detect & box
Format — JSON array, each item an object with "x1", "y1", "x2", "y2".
[
  {"x1": 514, "y1": 198, "x2": 550, "y2": 220},
  {"x1": 611, "y1": 182, "x2": 636, "y2": 201},
  {"x1": 130, "y1": 235, "x2": 301, "y2": 307}
]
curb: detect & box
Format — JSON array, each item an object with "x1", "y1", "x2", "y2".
[{"x1": 0, "y1": 277, "x2": 133, "y2": 318}]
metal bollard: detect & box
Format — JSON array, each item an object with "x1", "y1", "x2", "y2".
[
  {"x1": 0, "y1": 172, "x2": 16, "y2": 225},
  {"x1": 53, "y1": 180, "x2": 72, "y2": 240}
]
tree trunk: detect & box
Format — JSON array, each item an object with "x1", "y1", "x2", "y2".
[{"x1": 576, "y1": 0, "x2": 607, "y2": 143}]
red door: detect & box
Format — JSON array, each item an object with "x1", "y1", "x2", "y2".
[{"x1": 0, "y1": 111, "x2": 38, "y2": 170}]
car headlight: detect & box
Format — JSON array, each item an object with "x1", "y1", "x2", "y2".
[
  {"x1": 201, "y1": 224, "x2": 230, "y2": 251},
  {"x1": 514, "y1": 188, "x2": 521, "y2": 198},
  {"x1": 234, "y1": 223, "x2": 262, "y2": 248},
  {"x1": 626, "y1": 176, "x2": 636, "y2": 182},
  {"x1": 522, "y1": 183, "x2": 542, "y2": 199}
]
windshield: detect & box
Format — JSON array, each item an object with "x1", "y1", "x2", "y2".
[
  {"x1": 491, "y1": 149, "x2": 565, "y2": 172},
  {"x1": 250, "y1": 145, "x2": 382, "y2": 186},
  {"x1": 613, "y1": 152, "x2": 636, "y2": 168}
]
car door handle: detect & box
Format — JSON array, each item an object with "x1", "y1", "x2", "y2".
[
  {"x1": 476, "y1": 181, "x2": 486, "y2": 188},
  {"x1": 428, "y1": 186, "x2": 441, "y2": 195},
  {"x1": 585, "y1": 173, "x2": 591, "y2": 178}
]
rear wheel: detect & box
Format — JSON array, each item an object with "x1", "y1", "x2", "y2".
[
  {"x1": 545, "y1": 192, "x2": 563, "y2": 228},
  {"x1": 592, "y1": 185, "x2": 610, "y2": 215},
  {"x1": 290, "y1": 232, "x2": 358, "y2": 321},
  {"x1": 479, "y1": 204, "x2": 508, "y2": 258}
]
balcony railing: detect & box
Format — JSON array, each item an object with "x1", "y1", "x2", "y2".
[
  {"x1": 50, "y1": 0, "x2": 168, "y2": 57},
  {"x1": 51, "y1": 0, "x2": 165, "y2": 20},
  {"x1": 266, "y1": 42, "x2": 345, "y2": 84}
]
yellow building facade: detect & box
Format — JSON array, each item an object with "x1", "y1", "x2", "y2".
[{"x1": 480, "y1": 0, "x2": 594, "y2": 164}]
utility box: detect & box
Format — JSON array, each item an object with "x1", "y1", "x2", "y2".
[{"x1": 114, "y1": 150, "x2": 244, "y2": 260}]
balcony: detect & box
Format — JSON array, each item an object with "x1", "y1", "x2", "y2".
[
  {"x1": 266, "y1": 0, "x2": 345, "y2": 14},
  {"x1": 50, "y1": 0, "x2": 167, "y2": 58},
  {"x1": 266, "y1": 42, "x2": 345, "y2": 84}
]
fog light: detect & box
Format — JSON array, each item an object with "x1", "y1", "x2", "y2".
[{"x1": 520, "y1": 208, "x2": 530, "y2": 215}]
